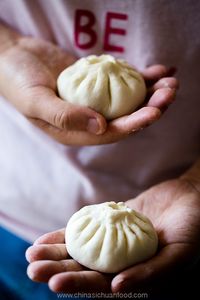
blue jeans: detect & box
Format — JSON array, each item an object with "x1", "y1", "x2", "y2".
[{"x1": 0, "y1": 226, "x2": 58, "y2": 300}]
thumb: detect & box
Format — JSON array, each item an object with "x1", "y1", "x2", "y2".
[{"x1": 26, "y1": 87, "x2": 107, "y2": 135}]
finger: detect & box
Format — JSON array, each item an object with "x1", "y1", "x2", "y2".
[
  {"x1": 111, "y1": 243, "x2": 193, "y2": 293},
  {"x1": 141, "y1": 65, "x2": 176, "y2": 84},
  {"x1": 29, "y1": 117, "x2": 107, "y2": 145},
  {"x1": 27, "y1": 260, "x2": 84, "y2": 282},
  {"x1": 148, "y1": 77, "x2": 179, "y2": 95},
  {"x1": 146, "y1": 87, "x2": 176, "y2": 110},
  {"x1": 108, "y1": 106, "x2": 161, "y2": 135},
  {"x1": 29, "y1": 107, "x2": 161, "y2": 145},
  {"x1": 29, "y1": 102, "x2": 163, "y2": 145},
  {"x1": 34, "y1": 228, "x2": 65, "y2": 245},
  {"x1": 49, "y1": 270, "x2": 111, "y2": 293},
  {"x1": 26, "y1": 86, "x2": 107, "y2": 135},
  {"x1": 25, "y1": 244, "x2": 68, "y2": 263}
]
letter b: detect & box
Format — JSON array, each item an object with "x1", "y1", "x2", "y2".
[{"x1": 75, "y1": 9, "x2": 97, "y2": 49}]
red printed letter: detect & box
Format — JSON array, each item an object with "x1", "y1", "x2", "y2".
[
  {"x1": 75, "y1": 9, "x2": 97, "y2": 49},
  {"x1": 104, "y1": 12, "x2": 128, "y2": 53}
]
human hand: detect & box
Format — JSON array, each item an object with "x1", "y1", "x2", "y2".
[
  {"x1": 26, "y1": 178, "x2": 200, "y2": 294},
  {"x1": 26, "y1": 228, "x2": 112, "y2": 293},
  {"x1": 113, "y1": 178, "x2": 200, "y2": 293},
  {"x1": 0, "y1": 33, "x2": 178, "y2": 145}
]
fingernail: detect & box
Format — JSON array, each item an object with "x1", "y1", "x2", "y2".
[{"x1": 87, "y1": 118, "x2": 100, "y2": 134}]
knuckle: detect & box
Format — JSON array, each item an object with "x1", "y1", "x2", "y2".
[
  {"x1": 54, "y1": 244, "x2": 65, "y2": 259},
  {"x1": 59, "y1": 260, "x2": 69, "y2": 272},
  {"x1": 54, "y1": 110, "x2": 72, "y2": 130}
]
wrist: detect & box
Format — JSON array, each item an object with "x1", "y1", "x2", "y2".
[{"x1": 180, "y1": 158, "x2": 200, "y2": 193}]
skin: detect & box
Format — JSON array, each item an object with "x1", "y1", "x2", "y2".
[
  {"x1": 2, "y1": 24, "x2": 200, "y2": 295},
  {"x1": 0, "y1": 24, "x2": 178, "y2": 145},
  {"x1": 26, "y1": 175, "x2": 200, "y2": 294}
]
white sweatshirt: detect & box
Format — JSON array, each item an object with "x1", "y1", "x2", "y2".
[{"x1": 0, "y1": 0, "x2": 199, "y2": 242}]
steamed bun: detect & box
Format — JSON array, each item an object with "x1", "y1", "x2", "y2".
[
  {"x1": 65, "y1": 201, "x2": 158, "y2": 273},
  {"x1": 57, "y1": 55, "x2": 146, "y2": 120}
]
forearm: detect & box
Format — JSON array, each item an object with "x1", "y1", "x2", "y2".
[
  {"x1": 181, "y1": 157, "x2": 200, "y2": 193},
  {"x1": 0, "y1": 23, "x2": 21, "y2": 54}
]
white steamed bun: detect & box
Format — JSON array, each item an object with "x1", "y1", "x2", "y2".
[
  {"x1": 65, "y1": 201, "x2": 158, "y2": 273},
  {"x1": 57, "y1": 55, "x2": 146, "y2": 120}
]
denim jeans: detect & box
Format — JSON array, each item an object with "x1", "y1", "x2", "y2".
[{"x1": 0, "y1": 226, "x2": 58, "y2": 300}]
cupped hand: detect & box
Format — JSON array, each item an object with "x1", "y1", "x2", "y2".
[
  {"x1": 26, "y1": 228, "x2": 112, "y2": 293},
  {"x1": 0, "y1": 35, "x2": 178, "y2": 145},
  {"x1": 113, "y1": 178, "x2": 200, "y2": 293},
  {"x1": 26, "y1": 178, "x2": 200, "y2": 294}
]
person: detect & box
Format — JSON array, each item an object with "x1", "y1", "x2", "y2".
[{"x1": 0, "y1": 0, "x2": 199, "y2": 299}]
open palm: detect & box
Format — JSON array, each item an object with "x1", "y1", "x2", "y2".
[
  {"x1": 117, "y1": 178, "x2": 200, "y2": 291},
  {"x1": 26, "y1": 178, "x2": 200, "y2": 294}
]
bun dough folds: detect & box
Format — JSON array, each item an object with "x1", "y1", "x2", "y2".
[
  {"x1": 65, "y1": 201, "x2": 158, "y2": 273},
  {"x1": 57, "y1": 55, "x2": 146, "y2": 119}
]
